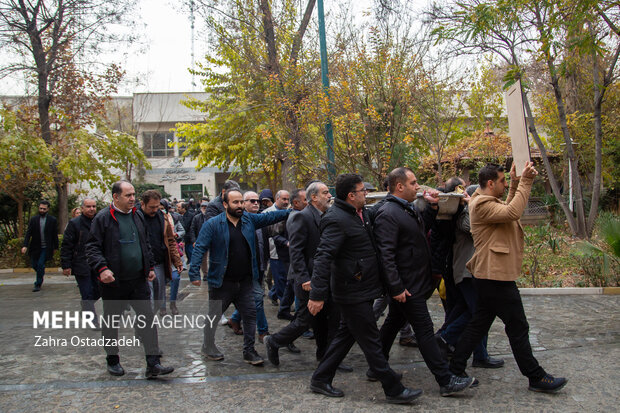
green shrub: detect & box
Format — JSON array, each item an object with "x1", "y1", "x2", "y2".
[
  {"x1": 0, "y1": 236, "x2": 62, "y2": 269},
  {"x1": 572, "y1": 212, "x2": 620, "y2": 287}
]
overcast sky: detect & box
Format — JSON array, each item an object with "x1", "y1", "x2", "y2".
[{"x1": 0, "y1": 0, "x2": 431, "y2": 96}]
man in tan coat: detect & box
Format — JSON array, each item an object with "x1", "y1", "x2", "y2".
[{"x1": 449, "y1": 162, "x2": 567, "y2": 394}]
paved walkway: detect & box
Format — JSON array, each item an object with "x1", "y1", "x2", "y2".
[{"x1": 0, "y1": 271, "x2": 618, "y2": 412}]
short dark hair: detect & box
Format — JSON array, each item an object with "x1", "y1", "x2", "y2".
[
  {"x1": 222, "y1": 180, "x2": 240, "y2": 193},
  {"x1": 39, "y1": 200, "x2": 51, "y2": 207},
  {"x1": 478, "y1": 163, "x2": 505, "y2": 189},
  {"x1": 382, "y1": 177, "x2": 389, "y2": 191},
  {"x1": 112, "y1": 180, "x2": 132, "y2": 196},
  {"x1": 223, "y1": 189, "x2": 243, "y2": 204},
  {"x1": 291, "y1": 188, "x2": 305, "y2": 203},
  {"x1": 445, "y1": 177, "x2": 465, "y2": 193},
  {"x1": 387, "y1": 167, "x2": 413, "y2": 193},
  {"x1": 335, "y1": 173, "x2": 363, "y2": 201},
  {"x1": 141, "y1": 189, "x2": 162, "y2": 204}
]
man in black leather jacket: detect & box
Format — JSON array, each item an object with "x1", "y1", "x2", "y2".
[
  {"x1": 374, "y1": 167, "x2": 474, "y2": 396},
  {"x1": 61, "y1": 198, "x2": 100, "y2": 327},
  {"x1": 306, "y1": 173, "x2": 421, "y2": 404}
]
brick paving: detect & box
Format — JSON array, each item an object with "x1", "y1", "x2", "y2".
[{"x1": 0, "y1": 271, "x2": 618, "y2": 412}]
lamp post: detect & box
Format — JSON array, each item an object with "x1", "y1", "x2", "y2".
[{"x1": 317, "y1": 0, "x2": 336, "y2": 192}]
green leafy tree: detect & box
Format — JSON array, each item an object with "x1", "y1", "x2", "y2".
[
  {"x1": 56, "y1": 120, "x2": 151, "y2": 195},
  {"x1": 0, "y1": 0, "x2": 136, "y2": 231},
  {"x1": 177, "y1": 0, "x2": 319, "y2": 190},
  {"x1": 409, "y1": 58, "x2": 470, "y2": 185},
  {"x1": 427, "y1": 0, "x2": 620, "y2": 238},
  {"x1": 322, "y1": 16, "x2": 427, "y2": 186},
  {"x1": 0, "y1": 107, "x2": 52, "y2": 237}
]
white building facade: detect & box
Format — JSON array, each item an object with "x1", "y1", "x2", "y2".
[{"x1": 133, "y1": 92, "x2": 230, "y2": 200}]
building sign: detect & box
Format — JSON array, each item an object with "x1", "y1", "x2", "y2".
[{"x1": 159, "y1": 158, "x2": 196, "y2": 182}]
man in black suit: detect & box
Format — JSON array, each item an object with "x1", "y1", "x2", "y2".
[
  {"x1": 305, "y1": 174, "x2": 420, "y2": 404},
  {"x1": 22, "y1": 200, "x2": 58, "y2": 292},
  {"x1": 265, "y1": 181, "x2": 337, "y2": 365},
  {"x1": 374, "y1": 167, "x2": 474, "y2": 396},
  {"x1": 61, "y1": 198, "x2": 100, "y2": 325}
]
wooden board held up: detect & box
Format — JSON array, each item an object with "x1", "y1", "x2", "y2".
[{"x1": 505, "y1": 81, "x2": 531, "y2": 176}]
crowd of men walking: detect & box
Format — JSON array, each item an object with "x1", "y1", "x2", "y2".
[{"x1": 21, "y1": 162, "x2": 567, "y2": 404}]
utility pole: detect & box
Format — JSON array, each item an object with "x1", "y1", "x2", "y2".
[
  {"x1": 190, "y1": 0, "x2": 196, "y2": 91},
  {"x1": 317, "y1": 0, "x2": 336, "y2": 191}
]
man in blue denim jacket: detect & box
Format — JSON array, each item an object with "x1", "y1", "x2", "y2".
[{"x1": 189, "y1": 189, "x2": 290, "y2": 365}]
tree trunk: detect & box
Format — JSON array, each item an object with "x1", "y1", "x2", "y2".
[
  {"x1": 547, "y1": 67, "x2": 587, "y2": 238},
  {"x1": 436, "y1": 154, "x2": 443, "y2": 186},
  {"x1": 16, "y1": 199, "x2": 24, "y2": 239},
  {"x1": 587, "y1": 23, "x2": 620, "y2": 236},
  {"x1": 533, "y1": 4, "x2": 587, "y2": 238},
  {"x1": 523, "y1": 94, "x2": 580, "y2": 236},
  {"x1": 280, "y1": 158, "x2": 295, "y2": 191},
  {"x1": 55, "y1": 181, "x2": 68, "y2": 234}
]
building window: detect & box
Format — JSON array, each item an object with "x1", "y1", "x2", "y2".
[
  {"x1": 142, "y1": 132, "x2": 175, "y2": 157},
  {"x1": 177, "y1": 135, "x2": 188, "y2": 156},
  {"x1": 181, "y1": 184, "x2": 203, "y2": 201}
]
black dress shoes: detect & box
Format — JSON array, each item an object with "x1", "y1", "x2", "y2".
[
  {"x1": 277, "y1": 312, "x2": 295, "y2": 321},
  {"x1": 145, "y1": 363, "x2": 174, "y2": 378},
  {"x1": 336, "y1": 363, "x2": 353, "y2": 373},
  {"x1": 264, "y1": 336, "x2": 280, "y2": 366},
  {"x1": 399, "y1": 337, "x2": 418, "y2": 347},
  {"x1": 201, "y1": 346, "x2": 224, "y2": 361},
  {"x1": 107, "y1": 363, "x2": 125, "y2": 376},
  {"x1": 310, "y1": 381, "x2": 344, "y2": 397},
  {"x1": 472, "y1": 357, "x2": 505, "y2": 369},
  {"x1": 366, "y1": 369, "x2": 402, "y2": 382},
  {"x1": 286, "y1": 343, "x2": 301, "y2": 353},
  {"x1": 386, "y1": 387, "x2": 423, "y2": 404}
]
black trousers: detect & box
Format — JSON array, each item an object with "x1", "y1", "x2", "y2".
[
  {"x1": 75, "y1": 271, "x2": 101, "y2": 315},
  {"x1": 270, "y1": 282, "x2": 339, "y2": 359},
  {"x1": 278, "y1": 277, "x2": 295, "y2": 316},
  {"x1": 312, "y1": 300, "x2": 405, "y2": 397},
  {"x1": 449, "y1": 279, "x2": 546, "y2": 382},
  {"x1": 379, "y1": 297, "x2": 452, "y2": 386},
  {"x1": 99, "y1": 277, "x2": 160, "y2": 366},
  {"x1": 204, "y1": 278, "x2": 256, "y2": 353}
]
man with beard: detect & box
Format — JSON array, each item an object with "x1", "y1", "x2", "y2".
[
  {"x1": 449, "y1": 162, "x2": 567, "y2": 393},
  {"x1": 61, "y1": 198, "x2": 100, "y2": 327},
  {"x1": 189, "y1": 189, "x2": 290, "y2": 365},
  {"x1": 265, "y1": 182, "x2": 341, "y2": 366},
  {"x1": 139, "y1": 190, "x2": 183, "y2": 316},
  {"x1": 228, "y1": 191, "x2": 270, "y2": 340},
  {"x1": 22, "y1": 200, "x2": 58, "y2": 292}
]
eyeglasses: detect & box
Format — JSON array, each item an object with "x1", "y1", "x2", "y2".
[
  {"x1": 350, "y1": 188, "x2": 369, "y2": 194},
  {"x1": 246, "y1": 199, "x2": 260, "y2": 203}
]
